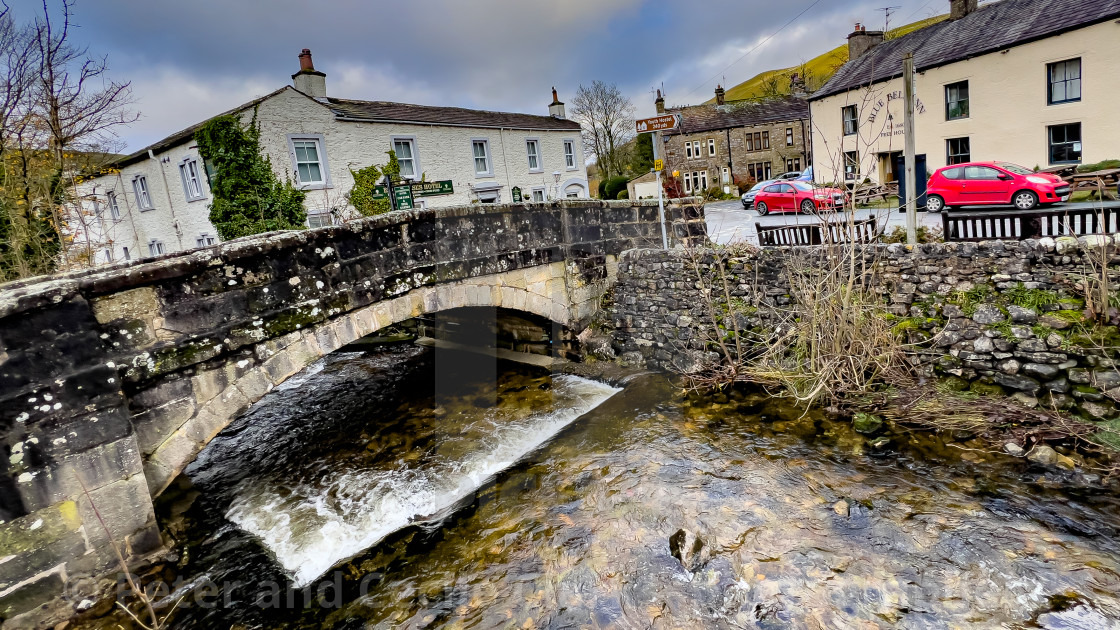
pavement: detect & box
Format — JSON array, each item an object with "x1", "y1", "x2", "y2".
[{"x1": 704, "y1": 199, "x2": 1120, "y2": 246}]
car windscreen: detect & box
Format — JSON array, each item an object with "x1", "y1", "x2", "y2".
[
  {"x1": 749, "y1": 182, "x2": 768, "y2": 192},
  {"x1": 996, "y1": 162, "x2": 1033, "y2": 175},
  {"x1": 790, "y1": 181, "x2": 816, "y2": 192}
]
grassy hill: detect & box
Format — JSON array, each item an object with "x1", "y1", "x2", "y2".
[{"x1": 707, "y1": 14, "x2": 947, "y2": 103}]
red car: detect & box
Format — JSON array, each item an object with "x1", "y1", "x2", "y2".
[
  {"x1": 925, "y1": 161, "x2": 1070, "y2": 212},
  {"x1": 754, "y1": 181, "x2": 846, "y2": 215}
]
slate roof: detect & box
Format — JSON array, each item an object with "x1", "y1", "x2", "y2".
[
  {"x1": 325, "y1": 98, "x2": 582, "y2": 131},
  {"x1": 813, "y1": 0, "x2": 1120, "y2": 100},
  {"x1": 113, "y1": 86, "x2": 580, "y2": 168},
  {"x1": 663, "y1": 96, "x2": 809, "y2": 136}
]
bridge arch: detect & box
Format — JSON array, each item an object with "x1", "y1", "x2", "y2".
[{"x1": 0, "y1": 199, "x2": 704, "y2": 623}]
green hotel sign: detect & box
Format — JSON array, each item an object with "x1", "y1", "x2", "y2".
[
  {"x1": 392, "y1": 184, "x2": 414, "y2": 210},
  {"x1": 411, "y1": 180, "x2": 454, "y2": 197},
  {"x1": 371, "y1": 180, "x2": 454, "y2": 203}
]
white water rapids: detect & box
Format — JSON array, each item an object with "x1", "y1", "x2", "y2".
[{"x1": 225, "y1": 374, "x2": 619, "y2": 586}]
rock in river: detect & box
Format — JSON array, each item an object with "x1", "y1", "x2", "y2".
[{"x1": 669, "y1": 528, "x2": 708, "y2": 572}]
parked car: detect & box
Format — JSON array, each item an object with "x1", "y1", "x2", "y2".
[
  {"x1": 925, "y1": 161, "x2": 1071, "y2": 212},
  {"x1": 741, "y1": 179, "x2": 775, "y2": 208},
  {"x1": 775, "y1": 171, "x2": 802, "y2": 181},
  {"x1": 754, "y1": 181, "x2": 846, "y2": 215},
  {"x1": 795, "y1": 166, "x2": 813, "y2": 181}
]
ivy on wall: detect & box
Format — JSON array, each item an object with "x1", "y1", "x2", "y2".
[
  {"x1": 194, "y1": 112, "x2": 307, "y2": 240},
  {"x1": 348, "y1": 150, "x2": 400, "y2": 217}
]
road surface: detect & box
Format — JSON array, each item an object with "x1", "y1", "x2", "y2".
[{"x1": 704, "y1": 199, "x2": 1120, "y2": 246}]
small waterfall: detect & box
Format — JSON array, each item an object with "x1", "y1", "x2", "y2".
[{"x1": 225, "y1": 374, "x2": 619, "y2": 586}]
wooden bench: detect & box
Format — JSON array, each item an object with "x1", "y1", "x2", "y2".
[
  {"x1": 756, "y1": 217, "x2": 878, "y2": 246},
  {"x1": 941, "y1": 206, "x2": 1120, "y2": 242}
]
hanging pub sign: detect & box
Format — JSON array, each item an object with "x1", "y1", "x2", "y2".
[
  {"x1": 392, "y1": 184, "x2": 414, "y2": 210},
  {"x1": 371, "y1": 185, "x2": 389, "y2": 200},
  {"x1": 410, "y1": 180, "x2": 454, "y2": 197},
  {"x1": 511, "y1": 186, "x2": 523, "y2": 202}
]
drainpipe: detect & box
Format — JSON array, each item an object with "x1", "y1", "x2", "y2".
[
  {"x1": 150, "y1": 149, "x2": 184, "y2": 249},
  {"x1": 499, "y1": 127, "x2": 512, "y2": 201},
  {"x1": 725, "y1": 127, "x2": 734, "y2": 189}
]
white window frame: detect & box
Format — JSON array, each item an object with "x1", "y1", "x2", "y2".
[
  {"x1": 692, "y1": 140, "x2": 701, "y2": 159},
  {"x1": 530, "y1": 187, "x2": 546, "y2": 202},
  {"x1": 683, "y1": 173, "x2": 692, "y2": 193},
  {"x1": 707, "y1": 138, "x2": 716, "y2": 157},
  {"x1": 148, "y1": 239, "x2": 164, "y2": 256},
  {"x1": 786, "y1": 128, "x2": 794, "y2": 146},
  {"x1": 563, "y1": 139, "x2": 577, "y2": 170},
  {"x1": 179, "y1": 157, "x2": 206, "y2": 202},
  {"x1": 306, "y1": 210, "x2": 335, "y2": 228},
  {"x1": 390, "y1": 136, "x2": 420, "y2": 180},
  {"x1": 286, "y1": 134, "x2": 331, "y2": 190},
  {"x1": 699, "y1": 171, "x2": 708, "y2": 190},
  {"x1": 525, "y1": 138, "x2": 542, "y2": 173},
  {"x1": 106, "y1": 191, "x2": 121, "y2": 220},
  {"x1": 132, "y1": 175, "x2": 153, "y2": 210},
  {"x1": 472, "y1": 138, "x2": 493, "y2": 177},
  {"x1": 685, "y1": 142, "x2": 693, "y2": 159},
  {"x1": 196, "y1": 233, "x2": 217, "y2": 247}
]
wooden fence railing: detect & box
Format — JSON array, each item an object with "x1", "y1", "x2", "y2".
[{"x1": 941, "y1": 207, "x2": 1120, "y2": 242}]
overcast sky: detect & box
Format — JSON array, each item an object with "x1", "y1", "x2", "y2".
[{"x1": 11, "y1": 0, "x2": 949, "y2": 152}]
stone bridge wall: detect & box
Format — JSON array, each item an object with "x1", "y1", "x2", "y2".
[
  {"x1": 0, "y1": 199, "x2": 704, "y2": 623},
  {"x1": 610, "y1": 237, "x2": 1120, "y2": 417}
]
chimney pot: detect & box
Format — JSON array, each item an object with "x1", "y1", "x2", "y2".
[
  {"x1": 714, "y1": 84, "x2": 726, "y2": 105},
  {"x1": 298, "y1": 49, "x2": 314, "y2": 72},
  {"x1": 655, "y1": 89, "x2": 666, "y2": 114},
  {"x1": 548, "y1": 88, "x2": 566, "y2": 119},
  {"x1": 292, "y1": 48, "x2": 327, "y2": 99}
]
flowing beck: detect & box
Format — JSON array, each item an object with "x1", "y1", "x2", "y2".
[
  {"x1": 223, "y1": 372, "x2": 620, "y2": 586},
  {"x1": 132, "y1": 345, "x2": 1120, "y2": 630}
]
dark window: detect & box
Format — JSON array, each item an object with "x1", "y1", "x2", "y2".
[
  {"x1": 842, "y1": 105, "x2": 858, "y2": 136},
  {"x1": 942, "y1": 167, "x2": 964, "y2": 180},
  {"x1": 762, "y1": 131, "x2": 770, "y2": 149},
  {"x1": 754, "y1": 132, "x2": 762, "y2": 151},
  {"x1": 786, "y1": 128, "x2": 794, "y2": 146},
  {"x1": 945, "y1": 81, "x2": 969, "y2": 120},
  {"x1": 843, "y1": 151, "x2": 858, "y2": 180},
  {"x1": 965, "y1": 166, "x2": 1001, "y2": 180},
  {"x1": 1047, "y1": 58, "x2": 1081, "y2": 105},
  {"x1": 764, "y1": 184, "x2": 782, "y2": 193},
  {"x1": 946, "y1": 137, "x2": 971, "y2": 165},
  {"x1": 1048, "y1": 123, "x2": 1082, "y2": 164},
  {"x1": 745, "y1": 133, "x2": 754, "y2": 151},
  {"x1": 786, "y1": 158, "x2": 802, "y2": 171}
]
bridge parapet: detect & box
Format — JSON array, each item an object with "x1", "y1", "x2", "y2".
[{"x1": 0, "y1": 199, "x2": 704, "y2": 623}]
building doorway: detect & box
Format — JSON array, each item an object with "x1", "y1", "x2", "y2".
[{"x1": 878, "y1": 151, "x2": 902, "y2": 184}]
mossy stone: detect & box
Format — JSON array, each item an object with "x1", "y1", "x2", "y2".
[
  {"x1": 969, "y1": 381, "x2": 1005, "y2": 396},
  {"x1": 852, "y1": 412, "x2": 884, "y2": 435}
]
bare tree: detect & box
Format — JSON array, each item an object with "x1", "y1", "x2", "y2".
[
  {"x1": 0, "y1": 0, "x2": 137, "y2": 279},
  {"x1": 569, "y1": 80, "x2": 635, "y2": 182}
]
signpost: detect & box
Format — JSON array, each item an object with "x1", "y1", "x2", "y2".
[
  {"x1": 392, "y1": 184, "x2": 414, "y2": 211},
  {"x1": 635, "y1": 115, "x2": 680, "y2": 250},
  {"x1": 903, "y1": 52, "x2": 918, "y2": 245}
]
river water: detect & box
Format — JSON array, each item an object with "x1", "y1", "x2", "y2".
[{"x1": 109, "y1": 345, "x2": 1120, "y2": 629}]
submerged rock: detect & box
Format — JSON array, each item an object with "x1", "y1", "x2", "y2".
[
  {"x1": 833, "y1": 500, "x2": 850, "y2": 517},
  {"x1": 1027, "y1": 445, "x2": 1078, "y2": 470},
  {"x1": 1004, "y1": 443, "x2": 1025, "y2": 457},
  {"x1": 668, "y1": 528, "x2": 708, "y2": 572}
]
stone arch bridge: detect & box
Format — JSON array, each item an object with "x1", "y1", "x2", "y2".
[{"x1": 0, "y1": 199, "x2": 704, "y2": 621}]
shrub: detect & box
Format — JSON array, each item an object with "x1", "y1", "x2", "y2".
[
  {"x1": 616, "y1": 189, "x2": 629, "y2": 200},
  {"x1": 602, "y1": 175, "x2": 629, "y2": 201},
  {"x1": 348, "y1": 150, "x2": 401, "y2": 217},
  {"x1": 195, "y1": 113, "x2": 306, "y2": 240}
]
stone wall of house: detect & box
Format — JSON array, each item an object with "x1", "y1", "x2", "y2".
[
  {"x1": 662, "y1": 119, "x2": 810, "y2": 193},
  {"x1": 608, "y1": 236, "x2": 1120, "y2": 420}
]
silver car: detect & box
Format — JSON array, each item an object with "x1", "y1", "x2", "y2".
[{"x1": 741, "y1": 180, "x2": 776, "y2": 208}]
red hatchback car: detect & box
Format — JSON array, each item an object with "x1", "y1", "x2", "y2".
[
  {"x1": 754, "y1": 181, "x2": 846, "y2": 215},
  {"x1": 925, "y1": 161, "x2": 1071, "y2": 212}
]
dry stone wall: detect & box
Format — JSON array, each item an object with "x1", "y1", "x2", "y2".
[{"x1": 610, "y1": 236, "x2": 1120, "y2": 420}]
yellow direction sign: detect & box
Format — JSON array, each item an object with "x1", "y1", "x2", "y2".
[
  {"x1": 635, "y1": 114, "x2": 679, "y2": 133},
  {"x1": 653, "y1": 159, "x2": 663, "y2": 172}
]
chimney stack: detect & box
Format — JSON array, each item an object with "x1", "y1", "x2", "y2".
[
  {"x1": 847, "y1": 23, "x2": 885, "y2": 60},
  {"x1": 292, "y1": 48, "x2": 327, "y2": 100},
  {"x1": 790, "y1": 72, "x2": 808, "y2": 97},
  {"x1": 949, "y1": 0, "x2": 978, "y2": 20},
  {"x1": 548, "y1": 87, "x2": 566, "y2": 119},
  {"x1": 714, "y1": 85, "x2": 726, "y2": 105},
  {"x1": 655, "y1": 89, "x2": 665, "y2": 114}
]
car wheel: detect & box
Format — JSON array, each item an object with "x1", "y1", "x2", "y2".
[
  {"x1": 756, "y1": 202, "x2": 769, "y2": 216},
  {"x1": 926, "y1": 195, "x2": 945, "y2": 213},
  {"x1": 1013, "y1": 190, "x2": 1039, "y2": 210},
  {"x1": 800, "y1": 199, "x2": 816, "y2": 214}
]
